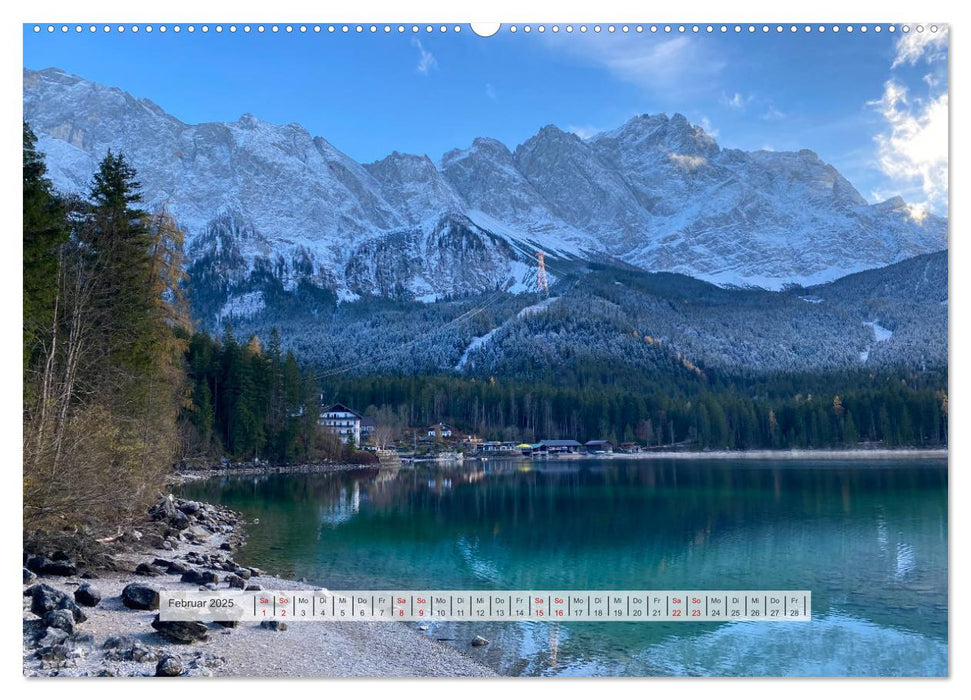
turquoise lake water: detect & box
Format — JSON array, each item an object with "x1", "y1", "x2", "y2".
[{"x1": 181, "y1": 458, "x2": 948, "y2": 677}]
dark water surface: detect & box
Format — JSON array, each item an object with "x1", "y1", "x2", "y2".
[{"x1": 181, "y1": 458, "x2": 947, "y2": 676}]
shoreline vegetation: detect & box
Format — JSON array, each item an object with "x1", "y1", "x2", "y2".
[{"x1": 173, "y1": 447, "x2": 947, "y2": 481}]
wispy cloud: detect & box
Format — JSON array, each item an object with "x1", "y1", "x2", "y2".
[
  {"x1": 412, "y1": 38, "x2": 437, "y2": 75},
  {"x1": 721, "y1": 92, "x2": 749, "y2": 110},
  {"x1": 761, "y1": 105, "x2": 786, "y2": 121},
  {"x1": 891, "y1": 27, "x2": 948, "y2": 68},
  {"x1": 698, "y1": 116, "x2": 719, "y2": 138},
  {"x1": 540, "y1": 34, "x2": 725, "y2": 100},
  {"x1": 870, "y1": 27, "x2": 949, "y2": 214},
  {"x1": 485, "y1": 83, "x2": 497, "y2": 101}
]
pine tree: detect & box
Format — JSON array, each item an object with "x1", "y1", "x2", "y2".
[
  {"x1": 190, "y1": 379, "x2": 215, "y2": 447},
  {"x1": 297, "y1": 367, "x2": 322, "y2": 460},
  {"x1": 22, "y1": 122, "x2": 67, "y2": 377},
  {"x1": 81, "y1": 151, "x2": 156, "y2": 377},
  {"x1": 844, "y1": 410, "x2": 859, "y2": 446}
]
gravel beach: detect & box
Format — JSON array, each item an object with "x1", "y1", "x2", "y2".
[{"x1": 23, "y1": 495, "x2": 496, "y2": 678}]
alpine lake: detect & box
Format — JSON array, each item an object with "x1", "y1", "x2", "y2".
[{"x1": 180, "y1": 457, "x2": 947, "y2": 677}]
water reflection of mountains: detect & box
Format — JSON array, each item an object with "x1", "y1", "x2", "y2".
[
  {"x1": 199, "y1": 459, "x2": 946, "y2": 539},
  {"x1": 183, "y1": 459, "x2": 946, "y2": 643}
]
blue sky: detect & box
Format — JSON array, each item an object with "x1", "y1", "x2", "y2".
[{"x1": 23, "y1": 24, "x2": 948, "y2": 214}]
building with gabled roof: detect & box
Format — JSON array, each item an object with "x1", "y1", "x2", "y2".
[
  {"x1": 585, "y1": 440, "x2": 614, "y2": 453},
  {"x1": 427, "y1": 422, "x2": 453, "y2": 439},
  {"x1": 540, "y1": 439, "x2": 583, "y2": 454},
  {"x1": 320, "y1": 403, "x2": 363, "y2": 445}
]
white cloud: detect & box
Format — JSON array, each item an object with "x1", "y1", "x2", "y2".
[
  {"x1": 668, "y1": 153, "x2": 707, "y2": 172},
  {"x1": 567, "y1": 125, "x2": 603, "y2": 140},
  {"x1": 721, "y1": 92, "x2": 749, "y2": 109},
  {"x1": 412, "y1": 39, "x2": 437, "y2": 75},
  {"x1": 698, "y1": 117, "x2": 719, "y2": 138},
  {"x1": 762, "y1": 105, "x2": 786, "y2": 121},
  {"x1": 871, "y1": 80, "x2": 948, "y2": 213},
  {"x1": 867, "y1": 26, "x2": 949, "y2": 215},
  {"x1": 485, "y1": 83, "x2": 497, "y2": 101},
  {"x1": 541, "y1": 34, "x2": 724, "y2": 99},
  {"x1": 906, "y1": 203, "x2": 930, "y2": 224},
  {"x1": 892, "y1": 27, "x2": 948, "y2": 68}
]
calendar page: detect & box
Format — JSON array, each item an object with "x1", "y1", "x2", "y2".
[{"x1": 21, "y1": 13, "x2": 948, "y2": 681}]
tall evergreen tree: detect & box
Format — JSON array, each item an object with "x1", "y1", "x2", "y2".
[
  {"x1": 22, "y1": 122, "x2": 67, "y2": 377},
  {"x1": 80, "y1": 151, "x2": 157, "y2": 378}
]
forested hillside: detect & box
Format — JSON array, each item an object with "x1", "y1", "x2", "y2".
[
  {"x1": 226, "y1": 250, "x2": 947, "y2": 381},
  {"x1": 323, "y1": 369, "x2": 946, "y2": 450}
]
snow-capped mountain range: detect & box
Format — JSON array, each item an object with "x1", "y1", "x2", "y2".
[{"x1": 24, "y1": 67, "x2": 947, "y2": 312}]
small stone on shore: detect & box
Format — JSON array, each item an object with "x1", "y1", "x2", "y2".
[
  {"x1": 121, "y1": 582, "x2": 160, "y2": 610},
  {"x1": 471, "y1": 635, "x2": 490, "y2": 647},
  {"x1": 181, "y1": 568, "x2": 220, "y2": 585},
  {"x1": 26, "y1": 555, "x2": 78, "y2": 577},
  {"x1": 74, "y1": 582, "x2": 102, "y2": 607},
  {"x1": 27, "y1": 583, "x2": 87, "y2": 622},
  {"x1": 35, "y1": 626, "x2": 68, "y2": 648},
  {"x1": 161, "y1": 560, "x2": 192, "y2": 575},
  {"x1": 43, "y1": 609, "x2": 76, "y2": 634},
  {"x1": 103, "y1": 635, "x2": 157, "y2": 662},
  {"x1": 151, "y1": 615, "x2": 211, "y2": 643},
  {"x1": 135, "y1": 562, "x2": 166, "y2": 576},
  {"x1": 156, "y1": 655, "x2": 184, "y2": 677},
  {"x1": 37, "y1": 631, "x2": 94, "y2": 662},
  {"x1": 260, "y1": 620, "x2": 287, "y2": 631}
]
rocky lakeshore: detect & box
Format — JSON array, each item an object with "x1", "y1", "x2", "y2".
[
  {"x1": 170, "y1": 460, "x2": 380, "y2": 485},
  {"x1": 23, "y1": 495, "x2": 496, "y2": 678}
]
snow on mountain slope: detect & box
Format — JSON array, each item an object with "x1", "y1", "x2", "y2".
[
  {"x1": 364, "y1": 151, "x2": 465, "y2": 226},
  {"x1": 586, "y1": 116, "x2": 945, "y2": 287},
  {"x1": 23, "y1": 67, "x2": 947, "y2": 318},
  {"x1": 513, "y1": 125, "x2": 651, "y2": 252},
  {"x1": 454, "y1": 295, "x2": 559, "y2": 370}
]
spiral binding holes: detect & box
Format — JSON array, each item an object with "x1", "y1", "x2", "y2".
[{"x1": 30, "y1": 24, "x2": 942, "y2": 36}]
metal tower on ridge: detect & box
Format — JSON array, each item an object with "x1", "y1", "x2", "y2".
[{"x1": 536, "y1": 250, "x2": 549, "y2": 297}]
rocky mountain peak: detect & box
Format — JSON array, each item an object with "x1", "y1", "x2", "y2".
[
  {"x1": 23, "y1": 66, "x2": 948, "y2": 310},
  {"x1": 594, "y1": 112, "x2": 719, "y2": 161},
  {"x1": 237, "y1": 113, "x2": 260, "y2": 128}
]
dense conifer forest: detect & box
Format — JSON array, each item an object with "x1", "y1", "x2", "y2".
[{"x1": 325, "y1": 369, "x2": 947, "y2": 449}]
